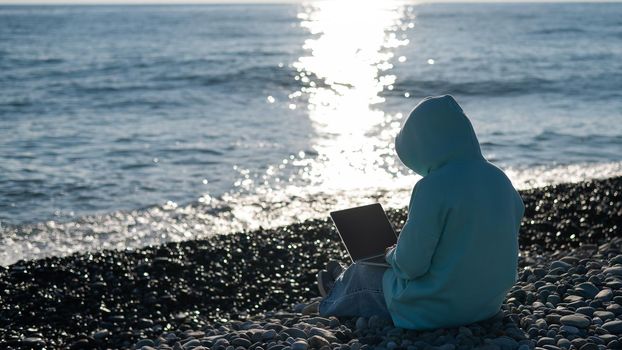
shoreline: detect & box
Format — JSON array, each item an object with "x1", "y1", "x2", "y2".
[{"x1": 0, "y1": 176, "x2": 621, "y2": 349}]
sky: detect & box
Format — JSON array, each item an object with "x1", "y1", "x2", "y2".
[{"x1": 1, "y1": 0, "x2": 620, "y2": 4}]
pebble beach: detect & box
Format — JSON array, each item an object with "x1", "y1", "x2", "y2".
[{"x1": 0, "y1": 176, "x2": 621, "y2": 350}]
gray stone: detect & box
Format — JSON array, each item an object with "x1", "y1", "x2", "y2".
[
  {"x1": 610, "y1": 340, "x2": 622, "y2": 349},
  {"x1": 292, "y1": 341, "x2": 308, "y2": 350},
  {"x1": 575, "y1": 282, "x2": 600, "y2": 299},
  {"x1": 22, "y1": 337, "x2": 45, "y2": 346},
  {"x1": 183, "y1": 339, "x2": 201, "y2": 349},
  {"x1": 607, "y1": 303, "x2": 622, "y2": 315},
  {"x1": 541, "y1": 345, "x2": 561, "y2": 350},
  {"x1": 564, "y1": 295, "x2": 584, "y2": 303},
  {"x1": 610, "y1": 255, "x2": 622, "y2": 265},
  {"x1": 579, "y1": 343, "x2": 599, "y2": 350},
  {"x1": 538, "y1": 337, "x2": 556, "y2": 346},
  {"x1": 594, "y1": 289, "x2": 613, "y2": 302},
  {"x1": 598, "y1": 334, "x2": 617, "y2": 344},
  {"x1": 264, "y1": 328, "x2": 278, "y2": 341},
  {"x1": 281, "y1": 329, "x2": 305, "y2": 340},
  {"x1": 604, "y1": 267, "x2": 622, "y2": 276},
  {"x1": 557, "y1": 338, "x2": 571, "y2": 349},
  {"x1": 213, "y1": 339, "x2": 230, "y2": 348},
  {"x1": 550, "y1": 260, "x2": 572, "y2": 271},
  {"x1": 547, "y1": 294, "x2": 561, "y2": 305},
  {"x1": 138, "y1": 318, "x2": 154, "y2": 328},
  {"x1": 546, "y1": 314, "x2": 561, "y2": 324},
  {"x1": 572, "y1": 339, "x2": 588, "y2": 348},
  {"x1": 304, "y1": 317, "x2": 330, "y2": 327},
  {"x1": 231, "y1": 338, "x2": 251, "y2": 348},
  {"x1": 576, "y1": 306, "x2": 595, "y2": 317},
  {"x1": 490, "y1": 336, "x2": 518, "y2": 350},
  {"x1": 504, "y1": 327, "x2": 526, "y2": 340},
  {"x1": 560, "y1": 314, "x2": 591, "y2": 328},
  {"x1": 355, "y1": 317, "x2": 367, "y2": 331},
  {"x1": 593, "y1": 311, "x2": 615, "y2": 321},
  {"x1": 308, "y1": 336, "x2": 329, "y2": 349},
  {"x1": 186, "y1": 331, "x2": 206, "y2": 338},
  {"x1": 308, "y1": 328, "x2": 337, "y2": 343},
  {"x1": 93, "y1": 330, "x2": 109, "y2": 340},
  {"x1": 560, "y1": 325, "x2": 580, "y2": 334},
  {"x1": 602, "y1": 320, "x2": 622, "y2": 334},
  {"x1": 136, "y1": 339, "x2": 156, "y2": 348}
]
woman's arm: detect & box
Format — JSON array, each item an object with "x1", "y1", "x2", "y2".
[{"x1": 385, "y1": 178, "x2": 447, "y2": 280}]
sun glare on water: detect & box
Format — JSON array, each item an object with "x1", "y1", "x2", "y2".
[
  {"x1": 290, "y1": 0, "x2": 416, "y2": 194},
  {"x1": 221, "y1": 0, "x2": 418, "y2": 230}
]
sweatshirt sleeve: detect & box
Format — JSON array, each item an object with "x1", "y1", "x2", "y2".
[{"x1": 385, "y1": 179, "x2": 447, "y2": 280}]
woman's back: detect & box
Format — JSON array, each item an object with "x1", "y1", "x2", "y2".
[
  {"x1": 383, "y1": 160, "x2": 523, "y2": 329},
  {"x1": 383, "y1": 95, "x2": 524, "y2": 329}
]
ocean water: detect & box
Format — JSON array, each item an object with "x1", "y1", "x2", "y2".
[{"x1": 1, "y1": 2, "x2": 621, "y2": 265}]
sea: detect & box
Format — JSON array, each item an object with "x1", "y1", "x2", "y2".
[{"x1": 1, "y1": 1, "x2": 621, "y2": 266}]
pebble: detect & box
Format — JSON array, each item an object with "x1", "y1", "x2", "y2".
[
  {"x1": 1, "y1": 177, "x2": 622, "y2": 350},
  {"x1": 560, "y1": 315, "x2": 591, "y2": 328},
  {"x1": 604, "y1": 267, "x2": 622, "y2": 277},
  {"x1": 308, "y1": 335, "x2": 330, "y2": 349},
  {"x1": 579, "y1": 343, "x2": 599, "y2": 350},
  {"x1": 232, "y1": 338, "x2": 252, "y2": 348},
  {"x1": 602, "y1": 321, "x2": 622, "y2": 334},
  {"x1": 282, "y1": 328, "x2": 306, "y2": 340},
  {"x1": 490, "y1": 336, "x2": 518, "y2": 350},
  {"x1": 135, "y1": 339, "x2": 156, "y2": 348},
  {"x1": 594, "y1": 289, "x2": 613, "y2": 302},
  {"x1": 550, "y1": 261, "x2": 572, "y2": 272},
  {"x1": 575, "y1": 282, "x2": 600, "y2": 299},
  {"x1": 576, "y1": 307, "x2": 595, "y2": 317},
  {"x1": 308, "y1": 328, "x2": 337, "y2": 343},
  {"x1": 560, "y1": 325, "x2": 579, "y2": 335},
  {"x1": 538, "y1": 337, "x2": 556, "y2": 346},
  {"x1": 593, "y1": 311, "x2": 615, "y2": 321},
  {"x1": 292, "y1": 340, "x2": 308, "y2": 350},
  {"x1": 355, "y1": 317, "x2": 367, "y2": 331}
]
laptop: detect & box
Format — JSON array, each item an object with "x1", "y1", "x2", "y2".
[{"x1": 329, "y1": 203, "x2": 398, "y2": 267}]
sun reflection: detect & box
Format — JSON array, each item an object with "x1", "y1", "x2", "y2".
[{"x1": 289, "y1": 0, "x2": 414, "y2": 193}]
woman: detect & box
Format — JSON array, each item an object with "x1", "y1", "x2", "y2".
[{"x1": 316, "y1": 95, "x2": 524, "y2": 330}]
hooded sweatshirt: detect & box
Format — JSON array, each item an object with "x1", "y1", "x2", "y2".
[{"x1": 383, "y1": 95, "x2": 524, "y2": 330}]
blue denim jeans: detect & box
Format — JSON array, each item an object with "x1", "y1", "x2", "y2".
[{"x1": 318, "y1": 262, "x2": 392, "y2": 319}]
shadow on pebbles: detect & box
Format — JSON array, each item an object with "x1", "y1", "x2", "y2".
[{"x1": 1, "y1": 177, "x2": 621, "y2": 350}]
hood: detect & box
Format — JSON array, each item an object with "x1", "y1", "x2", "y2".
[{"x1": 395, "y1": 95, "x2": 482, "y2": 176}]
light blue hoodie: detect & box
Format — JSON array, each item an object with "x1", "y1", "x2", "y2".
[{"x1": 383, "y1": 95, "x2": 524, "y2": 330}]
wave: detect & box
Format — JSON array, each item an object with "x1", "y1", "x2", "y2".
[
  {"x1": 529, "y1": 27, "x2": 586, "y2": 35},
  {"x1": 387, "y1": 77, "x2": 554, "y2": 97},
  {"x1": 2, "y1": 161, "x2": 622, "y2": 266},
  {"x1": 389, "y1": 73, "x2": 622, "y2": 97}
]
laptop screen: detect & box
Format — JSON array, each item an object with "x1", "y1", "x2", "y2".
[{"x1": 329, "y1": 203, "x2": 398, "y2": 262}]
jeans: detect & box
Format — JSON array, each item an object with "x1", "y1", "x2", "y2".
[{"x1": 318, "y1": 262, "x2": 392, "y2": 319}]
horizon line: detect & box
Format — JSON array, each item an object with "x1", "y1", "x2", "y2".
[{"x1": 2, "y1": 0, "x2": 622, "y2": 4}]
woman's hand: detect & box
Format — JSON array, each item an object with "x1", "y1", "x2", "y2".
[{"x1": 385, "y1": 244, "x2": 396, "y2": 255}]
